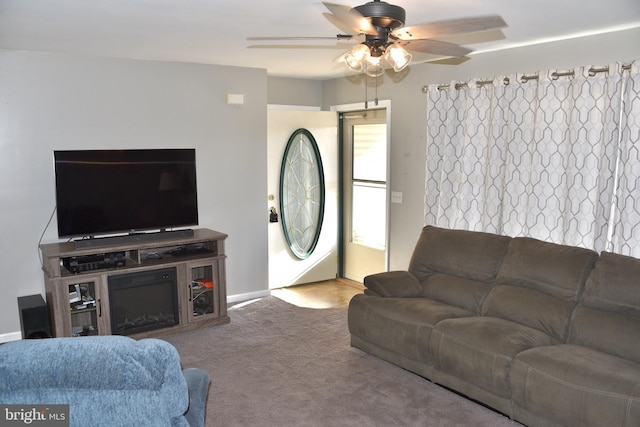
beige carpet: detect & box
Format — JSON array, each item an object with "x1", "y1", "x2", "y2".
[{"x1": 161, "y1": 296, "x2": 522, "y2": 427}]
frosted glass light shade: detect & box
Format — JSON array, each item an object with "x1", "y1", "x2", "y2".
[
  {"x1": 364, "y1": 55, "x2": 384, "y2": 77},
  {"x1": 384, "y1": 44, "x2": 412, "y2": 72},
  {"x1": 344, "y1": 44, "x2": 370, "y2": 73}
]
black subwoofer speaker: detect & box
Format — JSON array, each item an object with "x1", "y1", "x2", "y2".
[{"x1": 17, "y1": 294, "x2": 52, "y2": 339}]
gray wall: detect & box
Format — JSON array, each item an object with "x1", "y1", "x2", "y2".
[
  {"x1": 267, "y1": 77, "x2": 323, "y2": 107},
  {"x1": 0, "y1": 51, "x2": 268, "y2": 336},
  {"x1": 321, "y1": 28, "x2": 640, "y2": 271}
]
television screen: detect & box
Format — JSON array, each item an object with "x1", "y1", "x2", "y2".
[{"x1": 54, "y1": 149, "x2": 198, "y2": 238}]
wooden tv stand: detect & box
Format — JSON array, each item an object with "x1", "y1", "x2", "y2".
[{"x1": 39, "y1": 228, "x2": 229, "y2": 338}]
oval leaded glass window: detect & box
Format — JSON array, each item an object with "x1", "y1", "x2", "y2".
[{"x1": 279, "y1": 128, "x2": 325, "y2": 259}]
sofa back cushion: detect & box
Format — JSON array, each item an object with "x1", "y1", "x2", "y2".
[
  {"x1": 422, "y1": 273, "x2": 494, "y2": 314},
  {"x1": 0, "y1": 336, "x2": 190, "y2": 426},
  {"x1": 495, "y1": 237, "x2": 598, "y2": 303},
  {"x1": 481, "y1": 285, "x2": 575, "y2": 340},
  {"x1": 484, "y1": 237, "x2": 598, "y2": 340},
  {"x1": 408, "y1": 226, "x2": 511, "y2": 282},
  {"x1": 568, "y1": 252, "x2": 640, "y2": 362},
  {"x1": 580, "y1": 251, "x2": 640, "y2": 315}
]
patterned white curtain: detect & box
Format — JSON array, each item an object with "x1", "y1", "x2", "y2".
[
  {"x1": 425, "y1": 61, "x2": 640, "y2": 256},
  {"x1": 609, "y1": 62, "x2": 640, "y2": 255}
]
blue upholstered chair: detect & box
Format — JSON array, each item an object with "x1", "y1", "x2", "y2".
[{"x1": 0, "y1": 336, "x2": 209, "y2": 427}]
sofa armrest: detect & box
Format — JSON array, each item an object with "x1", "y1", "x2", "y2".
[
  {"x1": 364, "y1": 271, "x2": 423, "y2": 297},
  {"x1": 183, "y1": 368, "x2": 210, "y2": 427}
]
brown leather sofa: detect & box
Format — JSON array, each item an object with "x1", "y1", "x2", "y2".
[{"x1": 348, "y1": 225, "x2": 640, "y2": 427}]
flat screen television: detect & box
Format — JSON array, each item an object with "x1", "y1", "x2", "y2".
[{"x1": 54, "y1": 149, "x2": 198, "y2": 239}]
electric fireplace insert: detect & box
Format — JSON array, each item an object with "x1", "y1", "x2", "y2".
[{"x1": 108, "y1": 267, "x2": 179, "y2": 335}]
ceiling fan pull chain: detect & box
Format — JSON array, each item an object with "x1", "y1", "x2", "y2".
[
  {"x1": 375, "y1": 76, "x2": 379, "y2": 107},
  {"x1": 365, "y1": 74, "x2": 369, "y2": 109}
]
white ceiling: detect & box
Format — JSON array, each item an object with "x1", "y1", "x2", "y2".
[{"x1": 1, "y1": 0, "x2": 639, "y2": 80}]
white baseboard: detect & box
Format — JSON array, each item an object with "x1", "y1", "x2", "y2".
[
  {"x1": 227, "y1": 290, "x2": 271, "y2": 304},
  {"x1": 0, "y1": 331, "x2": 22, "y2": 343}
]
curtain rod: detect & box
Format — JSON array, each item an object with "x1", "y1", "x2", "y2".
[{"x1": 424, "y1": 63, "x2": 633, "y2": 92}]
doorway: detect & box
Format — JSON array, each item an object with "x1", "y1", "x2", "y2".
[
  {"x1": 267, "y1": 109, "x2": 338, "y2": 289},
  {"x1": 340, "y1": 107, "x2": 388, "y2": 283}
]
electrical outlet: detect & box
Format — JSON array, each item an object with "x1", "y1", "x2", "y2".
[{"x1": 391, "y1": 191, "x2": 403, "y2": 204}]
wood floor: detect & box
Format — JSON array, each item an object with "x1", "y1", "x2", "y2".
[{"x1": 271, "y1": 279, "x2": 364, "y2": 309}]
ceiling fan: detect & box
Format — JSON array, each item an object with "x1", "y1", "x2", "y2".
[{"x1": 248, "y1": 0, "x2": 507, "y2": 77}]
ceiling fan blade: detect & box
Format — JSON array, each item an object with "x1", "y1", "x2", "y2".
[
  {"x1": 323, "y1": 13, "x2": 358, "y2": 36},
  {"x1": 247, "y1": 35, "x2": 354, "y2": 41},
  {"x1": 247, "y1": 44, "x2": 353, "y2": 50},
  {"x1": 323, "y1": 2, "x2": 378, "y2": 36},
  {"x1": 412, "y1": 54, "x2": 472, "y2": 66},
  {"x1": 435, "y1": 29, "x2": 505, "y2": 45},
  {"x1": 396, "y1": 39, "x2": 472, "y2": 57},
  {"x1": 393, "y1": 15, "x2": 507, "y2": 40}
]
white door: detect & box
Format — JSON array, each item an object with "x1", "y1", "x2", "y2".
[
  {"x1": 267, "y1": 109, "x2": 338, "y2": 289},
  {"x1": 341, "y1": 108, "x2": 388, "y2": 283}
]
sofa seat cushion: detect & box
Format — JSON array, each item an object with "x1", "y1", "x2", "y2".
[
  {"x1": 429, "y1": 317, "x2": 558, "y2": 398},
  {"x1": 348, "y1": 294, "x2": 473, "y2": 362},
  {"x1": 511, "y1": 344, "x2": 640, "y2": 427}
]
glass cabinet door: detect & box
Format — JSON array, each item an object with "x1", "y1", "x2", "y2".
[
  {"x1": 188, "y1": 261, "x2": 218, "y2": 322},
  {"x1": 67, "y1": 280, "x2": 100, "y2": 336}
]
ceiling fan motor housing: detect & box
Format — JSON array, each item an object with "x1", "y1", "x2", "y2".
[
  {"x1": 355, "y1": 0, "x2": 406, "y2": 55},
  {"x1": 354, "y1": 0, "x2": 406, "y2": 30}
]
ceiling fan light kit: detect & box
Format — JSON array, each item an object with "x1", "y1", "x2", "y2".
[{"x1": 344, "y1": 42, "x2": 411, "y2": 76}]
